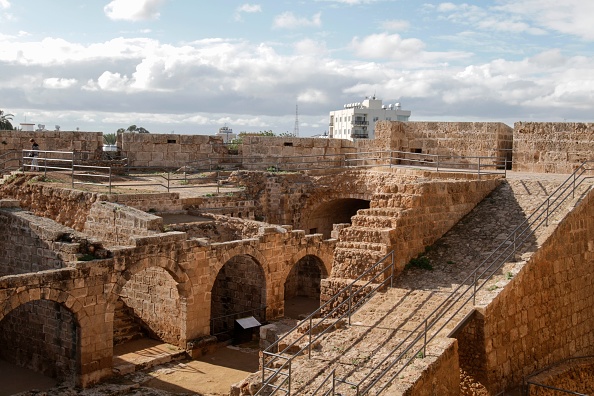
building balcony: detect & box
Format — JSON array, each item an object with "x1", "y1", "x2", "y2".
[
  {"x1": 351, "y1": 132, "x2": 368, "y2": 139},
  {"x1": 351, "y1": 120, "x2": 368, "y2": 126}
]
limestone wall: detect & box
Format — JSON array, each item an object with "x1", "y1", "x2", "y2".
[
  {"x1": 0, "y1": 299, "x2": 78, "y2": 382},
  {"x1": 375, "y1": 121, "x2": 513, "y2": 169},
  {"x1": 477, "y1": 187, "x2": 594, "y2": 391},
  {"x1": 84, "y1": 201, "x2": 164, "y2": 246},
  {"x1": 102, "y1": 192, "x2": 184, "y2": 213},
  {"x1": 120, "y1": 133, "x2": 227, "y2": 168},
  {"x1": 513, "y1": 122, "x2": 594, "y2": 173},
  {"x1": 526, "y1": 358, "x2": 594, "y2": 395},
  {"x1": 0, "y1": 130, "x2": 103, "y2": 156},
  {"x1": 241, "y1": 136, "x2": 357, "y2": 170},
  {"x1": 0, "y1": 200, "x2": 103, "y2": 276},
  {"x1": 120, "y1": 266, "x2": 182, "y2": 345}
]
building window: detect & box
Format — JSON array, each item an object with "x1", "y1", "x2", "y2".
[{"x1": 373, "y1": 117, "x2": 379, "y2": 122}]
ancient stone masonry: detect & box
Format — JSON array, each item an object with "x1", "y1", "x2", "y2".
[
  {"x1": 513, "y1": 122, "x2": 594, "y2": 173},
  {"x1": 469, "y1": 187, "x2": 594, "y2": 392},
  {"x1": 375, "y1": 121, "x2": 513, "y2": 168},
  {"x1": 0, "y1": 194, "x2": 334, "y2": 387}
]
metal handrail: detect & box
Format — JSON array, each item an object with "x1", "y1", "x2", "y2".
[
  {"x1": 524, "y1": 355, "x2": 594, "y2": 396},
  {"x1": 336, "y1": 161, "x2": 593, "y2": 395},
  {"x1": 312, "y1": 369, "x2": 336, "y2": 396},
  {"x1": 256, "y1": 251, "x2": 395, "y2": 395}
]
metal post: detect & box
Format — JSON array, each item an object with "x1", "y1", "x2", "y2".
[
  {"x1": 43, "y1": 152, "x2": 47, "y2": 177},
  {"x1": 71, "y1": 152, "x2": 75, "y2": 189},
  {"x1": 309, "y1": 315, "x2": 313, "y2": 358},
  {"x1": 436, "y1": 155, "x2": 440, "y2": 172},
  {"x1": 478, "y1": 157, "x2": 481, "y2": 179},
  {"x1": 109, "y1": 167, "x2": 112, "y2": 195},
  {"x1": 288, "y1": 362, "x2": 291, "y2": 395},
  {"x1": 423, "y1": 319, "x2": 427, "y2": 358},
  {"x1": 473, "y1": 271, "x2": 477, "y2": 305},
  {"x1": 167, "y1": 171, "x2": 170, "y2": 192},
  {"x1": 348, "y1": 284, "x2": 353, "y2": 325},
  {"x1": 546, "y1": 198, "x2": 550, "y2": 226},
  {"x1": 390, "y1": 252, "x2": 394, "y2": 288},
  {"x1": 217, "y1": 170, "x2": 220, "y2": 194}
]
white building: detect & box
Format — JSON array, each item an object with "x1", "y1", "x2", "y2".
[
  {"x1": 329, "y1": 96, "x2": 411, "y2": 140},
  {"x1": 216, "y1": 126, "x2": 236, "y2": 143}
]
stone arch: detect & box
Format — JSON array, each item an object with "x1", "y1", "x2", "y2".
[
  {"x1": 210, "y1": 253, "x2": 267, "y2": 338},
  {"x1": 0, "y1": 289, "x2": 87, "y2": 384},
  {"x1": 301, "y1": 195, "x2": 372, "y2": 238},
  {"x1": 110, "y1": 255, "x2": 193, "y2": 347},
  {"x1": 283, "y1": 254, "x2": 328, "y2": 319}
]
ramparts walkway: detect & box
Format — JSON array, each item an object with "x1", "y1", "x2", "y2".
[{"x1": 270, "y1": 171, "x2": 592, "y2": 395}]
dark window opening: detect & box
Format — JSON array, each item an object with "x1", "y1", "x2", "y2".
[
  {"x1": 167, "y1": 139, "x2": 177, "y2": 144},
  {"x1": 284, "y1": 142, "x2": 293, "y2": 147},
  {"x1": 411, "y1": 148, "x2": 422, "y2": 153}
]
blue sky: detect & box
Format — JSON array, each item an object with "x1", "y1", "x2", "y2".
[{"x1": 1, "y1": 0, "x2": 593, "y2": 136}]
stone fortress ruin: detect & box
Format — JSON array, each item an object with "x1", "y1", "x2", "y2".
[{"x1": 0, "y1": 120, "x2": 593, "y2": 395}]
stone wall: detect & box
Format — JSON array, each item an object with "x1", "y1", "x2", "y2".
[
  {"x1": 400, "y1": 339, "x2": 460, "y2": 396},
  {"x1": 0, "y1": 174, "x2": 96, "y2": 231},
  {"x1": 474, "y1": 187, "x2": 594, "y2": 391},
  {"x1": 120, "y1": 267, "x2": 182, "y2": 345},
  {"x1": 120, "y1": 132, "x2": 227, "y2": 168},
  {"x1": 0, "y1": 200, "x2": 104, "y2": 276},
  {"x1": 0, "y1": 130, "x2": 103, "y2": 156},
  {"x1": 84, "y1": 201, "x2": 163, "y2": 246},
  {"x1": 0, "y1": 299, "x2": 78, "y2": 382},
  {"x1": 513, "y1": 122, "x2": 594, "y2": 173},
  {"x1": 526, "y1": 357, "x2": 594, "y2": 395},
  {"x1": 375, "y1": 121, "x2": 513, "y2": 169},
  {"x1": 241, "y1": 136, "x2": 357, "y2": 170}
]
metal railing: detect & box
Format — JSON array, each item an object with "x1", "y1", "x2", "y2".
[
  {"x1": 345, "y1": 150, "x2": 508, "y2": 176},
  {"x1": 271, "y1": 161, "x2": 593, "y2": 395},
  {"x1": 256, "y1": 251, "x2": 395, "y2": 395},
  {"x1": 0, "y1": 149, "x2": 20, "y2": 174},
  {"x1": 524, "y1": 355, "x2": 594, "y2": 396},
  {"x1": 15, "y1": 149, "x2": 507, "y2": 195}
]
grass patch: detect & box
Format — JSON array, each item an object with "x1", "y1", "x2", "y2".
[{"x1": 406, "y1": 255, "x2": 433, "y2": 271}]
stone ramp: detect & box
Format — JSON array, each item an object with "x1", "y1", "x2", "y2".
[{"x1": 280, "y1": 174, "x2": 593, "y2": 395}]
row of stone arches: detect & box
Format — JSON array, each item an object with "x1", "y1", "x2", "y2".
[{"x1": 0, "y1": 251, "x2": 329, "y2": 386}]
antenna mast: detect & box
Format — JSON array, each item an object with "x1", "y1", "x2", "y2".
[{"x1": 293, "y1": 104, "x2": 299, "y2": 137}]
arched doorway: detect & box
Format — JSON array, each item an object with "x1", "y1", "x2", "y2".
[
  {"x1": 210, "y1": 255, "x2": 266, "y2": 339},
  {"x1": 0, "y1": 300, "x2": 79, "y2": 384},
  {"x1": 116, "y1": 266, "x2": 182, "y2": 346},
  {"x1": 304, "y1": 198, "x2": 370, "y2": 238},
  {"x1": 284, "y1": 255, "x2": 327, "y2": 319}
]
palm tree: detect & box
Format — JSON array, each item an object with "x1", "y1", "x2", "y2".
[{"x1": 0, "y1": 110, "x2": 14, "y2": 130}]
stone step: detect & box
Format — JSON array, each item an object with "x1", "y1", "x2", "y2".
[
  {"x1": 113, "y1": 299, "x2": 145, "y2": 346},
  {"x1": 351, "y1": 214, "x2": 397, "y2": 228}
]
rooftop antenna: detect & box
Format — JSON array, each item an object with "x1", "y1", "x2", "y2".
[{"x1": 293, "y1": 104, "x2": 299, "y2": 137}]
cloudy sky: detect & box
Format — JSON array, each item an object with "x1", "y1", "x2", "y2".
[{"x1": 1, "y1": 0, "x2": 593, "y2": 136}]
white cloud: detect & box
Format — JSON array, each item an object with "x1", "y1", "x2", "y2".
[
  {"x1": 350, "y1": 33, "x2": 425, "y2": 60},
  {"x1": 380, "y1": 19, "x2": 410, "y2": 32},
  {"x1": 234, "y1": 3, "x2": 262, "y2": 21},
  {"x1": 104, "y1": 0, "x2": 166, "y2": 22},
  {"x1": 42, "y1": 78, "x2": 78, "y2": 89},
  {"x1": 0, "y1": 0, "x2": 10, "y2": 9},
  {"x1": 273, "y1": 12, "x2": 322, "y2": 30},
  {"x1": 436, "y1": 2, "x2": 547, "y2": 35},
  {"x1": 497, "y1": 0, "x2": 594, "y2": 40}
]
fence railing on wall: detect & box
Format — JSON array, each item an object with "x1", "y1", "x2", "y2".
[
  {"x1": 260, "y1": 161, "x2": 594, "y2": 395},
  {"x1": 18, "y1": 148, "x2": 507, "y2": 195},
  {"x1": 256, "y1": 251, "x2": 395, "y2": 395}
]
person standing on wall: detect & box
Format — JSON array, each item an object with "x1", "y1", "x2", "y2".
[{"x1": 29, "y1": 138, "x2": 39, "y2": 171}]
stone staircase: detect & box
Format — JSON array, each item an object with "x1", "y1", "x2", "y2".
[
  {"x1": 113, "y1": 299, "x2": 145, "y2": 346},
  {"x1": 332, "y1": 189, "x2": 420, "y2": 277},
  {"x1": 270, "y1": 174, "x2": 593, "y2": 395}
]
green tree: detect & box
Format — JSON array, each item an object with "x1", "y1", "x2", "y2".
[
  {"x1": 103, "y1": 133, "x2": 117, "y2": 145},
  {"x1": 0, "y1": 110, "x2": 14, "y2": 130},
  {"x1": 122, "y1": 125, "x2": 150, "y2": 133}
]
